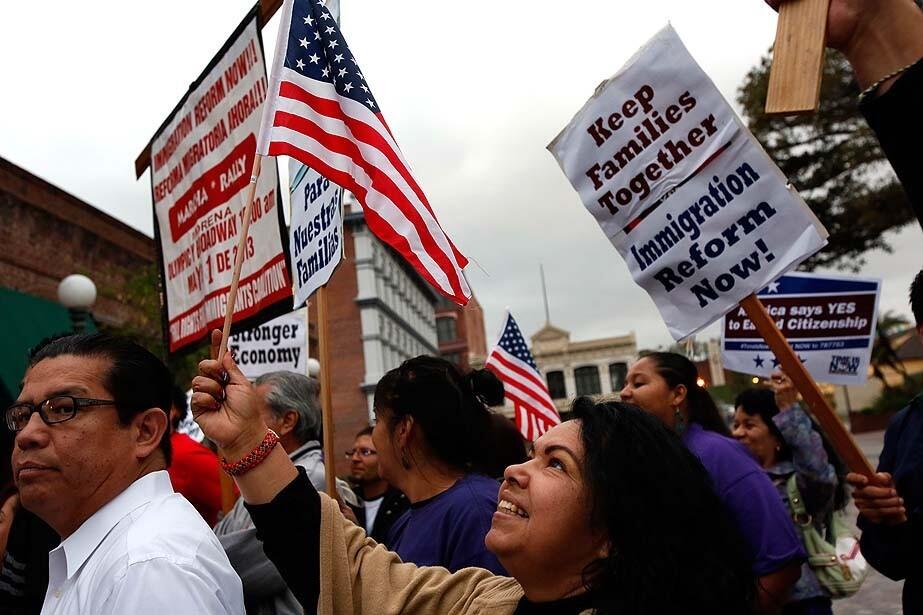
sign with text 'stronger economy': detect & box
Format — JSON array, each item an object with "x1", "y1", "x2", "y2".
[
  {"x1": 289, "y1": 158, "x2": 343, "y2": 308},
  {"x1": 548, "y1": 25, "x2": 828, "y2": 340},
  {"x1": 722, "y1": 272, "x2": 881, "y2": 386},
  {"x1": 150, "y1": 10, "x2": 291, "y2": 352},
  {"x1": 229, "y1": 310, "x2": 308, "y2": 380}
]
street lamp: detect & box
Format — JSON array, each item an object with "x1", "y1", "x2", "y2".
[
  {"x1": 58, "y1": 274, "x2": 97, "y2": 333},
  {"x1": 306, "y1": 358, "x2": 321, "y2": 378}
]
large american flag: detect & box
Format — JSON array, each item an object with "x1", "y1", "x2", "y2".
[
  {"x1": 485, "y1": 313, "x2": 561, "y2": 441},
  {"x1": 258, "y1": 0, "x2": 470, "y2": 304}
]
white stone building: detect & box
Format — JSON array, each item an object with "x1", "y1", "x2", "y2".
[
  {"x1": 531, "y1": 323, "x2": 638, "y2": 412},
  {"x1": 349, "y1": 208, "x2": 440, "y2": 416}
]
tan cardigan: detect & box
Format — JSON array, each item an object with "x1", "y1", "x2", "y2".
[{"x1": 316, "y1": 492, "x2": 525, "y2": 614}]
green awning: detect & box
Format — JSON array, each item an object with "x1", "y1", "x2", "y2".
[{"x1": 0, "y1": 286, "x2": 95, "y2": 403}]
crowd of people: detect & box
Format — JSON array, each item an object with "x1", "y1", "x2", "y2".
[{"x1": 1, "y1": 0, "x2": 922, "y2": 613}]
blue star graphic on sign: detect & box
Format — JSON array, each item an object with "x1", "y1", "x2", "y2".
[{"x1": 753, "y1": 355, "x2": 765, "y2": 368}]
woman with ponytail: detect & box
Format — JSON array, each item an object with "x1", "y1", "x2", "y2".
[
  {"x1": 367, "y1": 355, "x2": 506, "y2": 574},
  {"x1": 620, "y1": 352, "x2": 806, "y2": 613}
]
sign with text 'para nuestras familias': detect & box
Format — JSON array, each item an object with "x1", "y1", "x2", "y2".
[
  {"x1": 150, "y1": 10, "x2": 291, "y2": 353},
  {"x1": 722, "y1": 272, "x2": 881, "y2": 386},
  {"x1": 289, "y1": 159, "x2": 343, "y2": 308},
  {"x1": 548, "y1": 25, "x2": 828, "y2": 340}
]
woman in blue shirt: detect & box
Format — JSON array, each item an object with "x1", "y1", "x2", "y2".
[{"x1": 371, "y1": 356, "x2": 506, "y2": 574}]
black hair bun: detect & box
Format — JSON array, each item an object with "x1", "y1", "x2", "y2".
[{"x1": 468, "y1": 368, "x2": 505, "y2": 407}]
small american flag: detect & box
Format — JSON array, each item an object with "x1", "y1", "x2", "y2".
[
  {"x1": 258, "y1": 0, "x2": 470, "y2": 304},
  {"x1": 485, "y1": 312, "x2": 561, "y2": 441}
]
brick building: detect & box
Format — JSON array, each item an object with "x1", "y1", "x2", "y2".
[
  {"x1": 0, "y1": 156, "x2": 156, "y2": 326},
  {"x1": 309, "y1": 199, "x2": 442, "y2": 476},
  {"x1": 0, "y1": 156, "x2": 156, "y2": 403},
  {"x1": 435, "y1": 293, "x2": 488, "y2": 370}
]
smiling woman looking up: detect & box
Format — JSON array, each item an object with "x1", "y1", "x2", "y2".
[{"x1": 191, "y1": 331, "x2": 755, "y2": 614}]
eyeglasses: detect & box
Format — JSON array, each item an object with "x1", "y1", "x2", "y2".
[
  {"x1": 6, "y1": 396, "x2": 118, "y2": 432},
  {"x1": 345, "y1": 447, "x2": 377, "y2": 459}
]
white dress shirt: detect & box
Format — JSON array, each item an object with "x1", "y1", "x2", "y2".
[{"x1": 42, "y1": 470, "x2": 244, "y2": 615}]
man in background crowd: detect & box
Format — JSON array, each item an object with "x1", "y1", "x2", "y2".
[
  {"x1": 214, "y1": 370, "x2": 356, "y2": 615},
  {"x1": 348, "y1": 426, "x2": 408, "y2": 546}
]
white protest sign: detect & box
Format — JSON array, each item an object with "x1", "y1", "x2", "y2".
[
  {"x1": 229, "y1": 310, "x2": 308, "y2": 379},
  {"x1": 150, "y1": 11, "x2": 291, "y2": 352},
  {"x1": 549, "y1": 25, "x2": 828, "y2": 340},
  {"x1": 289, "y1": 159, "x2": 343, "y2": 308},
  {"x1": 722, "y1": 272, "x2": 881, "y2": 385}
]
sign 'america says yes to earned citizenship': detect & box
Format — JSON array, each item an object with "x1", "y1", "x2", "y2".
[{"x1": 549, "y1": 26, "x2": 828, "y2": 340}]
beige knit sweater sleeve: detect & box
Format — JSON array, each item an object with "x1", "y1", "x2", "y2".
[{"x1": 315, "y1": 492, "x2": 524, "y2": 615}]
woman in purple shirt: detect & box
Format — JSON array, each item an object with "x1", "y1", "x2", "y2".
[
  {"x1": 370, "y1": 356, "x2": 506, "y2": 574},
  {"x1": 621, "y1": 352, "x2": 806, "y2": 613}
]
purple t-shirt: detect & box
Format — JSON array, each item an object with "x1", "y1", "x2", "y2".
[
  {"x1": 683, "y1": 423, "x2": 806, "y2": 576},
  {"x1": 387, "y1": 473, "x2": 507, "y2": 575}
]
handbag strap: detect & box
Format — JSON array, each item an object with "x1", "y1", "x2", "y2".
[{"x1": 785, "y1": 474, "x2": 812, "y2": 525}]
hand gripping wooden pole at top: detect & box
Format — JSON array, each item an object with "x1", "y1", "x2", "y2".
[
  {"x1": 765, "y1": 0, "x2": 830, "y2": 115},
  {"x1": 739, "y1": 294, "x2": 874, "y2": 477}
]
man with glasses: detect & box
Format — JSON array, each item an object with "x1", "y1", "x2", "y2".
[
  {"x1": 214, "y1": 371, "x2": 356, "y2": 615},
  {"x1": 8, "y1": 333, "x2": 243, "y2": 614},
  {"x1": 347, "y1": 427, "x2": 408, "y2": 546}
]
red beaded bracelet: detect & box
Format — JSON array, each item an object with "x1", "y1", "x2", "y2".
[{"x1": 220, "y1": 430, "x2": 280, "y2": 476}]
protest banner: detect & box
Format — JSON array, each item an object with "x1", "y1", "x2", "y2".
[
  {"x1": 289, "y1": 160, "x2": 343, "y2": 308},
  {"x1": 723, "y1": 272, "x2": 881, "y2": 385},
  {"x1": 229, "y1": 309, "x2": 308, "y2": 379},
  {"x1": 148, "y1": 8, "x2": 291, "y2": 353},
  {"x1": 549, "y1": 26, "x2": 872, "y2": 476},
  {"x1": 548, "y1": 25, "x2": 828, "y2": 341}
]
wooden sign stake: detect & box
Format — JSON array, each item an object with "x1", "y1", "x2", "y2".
[
  {"x1": 217, "y1": 155, "x2": 264, "y2": 362},
  {"x1": 765, "y1": 0, "x2": 829, "y2": 116},
  {"x1": 739, "y1": 294, "x2": 874, "y2": 477},
  {"x1": 316, "y1": 284, "x2": 339, "y2": 500},
  {"x1": 219, "y1": 471, "x2": 237, "y2": 515}
]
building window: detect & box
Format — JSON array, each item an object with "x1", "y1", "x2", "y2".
[
  {"x1": 444, "y1": 352, "x2": 461, "y2": 365},
  {"x1": 436, "y1": 316, "x2": 457, "y2": 344},
  {"x1": 609, "y1": 362, "x2": 628, "y2": 393},
  {"x1": 574, "y1": 366, "x2": 601, "y2": 396},
  {"x1": 546, "y1": 371, "x2": 566, "y2": 399}
]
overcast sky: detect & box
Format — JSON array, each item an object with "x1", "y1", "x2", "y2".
[{"x1": 2, "y1": 0, "x2": 920, "y2": 350}]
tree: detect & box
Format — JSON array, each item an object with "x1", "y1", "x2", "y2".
[
  {"x1": 738, "y1": 51, "x2": 914, "y2": 271},
  {"x1": 102, "y1": 263, "x2": 208, "y2": 388},
  {"x1": 870, "y1": 311, "x2": 911, "y2": 392}
]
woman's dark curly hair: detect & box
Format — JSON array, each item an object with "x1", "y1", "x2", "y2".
[
  {"x1": 373, "y1": 356, "x2": 495, "y2": 472},
  {"x1": 572, "y1": 398, "x2": 756, "y2": 614}
]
